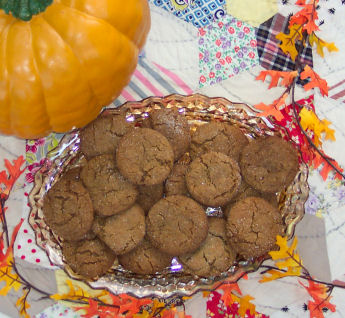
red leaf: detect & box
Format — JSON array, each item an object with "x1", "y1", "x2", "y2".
[
  {"x1": 217, "y1": 283, "x2": 242, "y2": 307},
  {"x1": 312, "y1": 151, "x2": 344, "y2": 180},
  {"x1": 289, "y1": 3, "x2": 320, "y2": 34},
  {"x1": 254, "y1": 93, "x2": 288, "y2": 121},
  {"x1": 308, "y1": 300, "x2": 336, "y2": 318},
  {"x1": 300, "y1": 65, "x2": 329, "y2": 96}
]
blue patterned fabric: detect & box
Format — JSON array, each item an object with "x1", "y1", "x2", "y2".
[{"x1": 150, "y1": 0, "x2": 226, "y2": 27}]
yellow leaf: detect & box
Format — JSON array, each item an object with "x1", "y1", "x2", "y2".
[
  {"x1": 238, "y1": 295, "x2": 256, "y2": 317},
  {"x1": 134, "y1": 310, "x2": 151, "y2": 318},
  {"x1": 309, "y1": 33, "x2": 339, "y2": 57},
  {"x1": 260, "y1": 267, "x2": 301, "y2": 283},
  {"x1": 0, "y1": 260, "x2": 22, "y2": 296},
  {"x1": 276, "y1": 24, "x2": 303, "y2": 61},
  {"x1": 16, "y1": 288, "x2": 31, "y2": 318},
  {"x1": 276, "y1": 255, "x2": 302, "y2": 270}
]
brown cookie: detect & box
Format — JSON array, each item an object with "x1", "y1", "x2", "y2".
[
  {"x1": 80, "y1": 154, "x2": 138, "y2": 216},
  {"x1": 165, "y1": 164, "x2": 190, "y2": 197},
  {"x1": 226, "y1": 197, "x2": 284, "y2": 259},
  {"x1": 240, "y1": 136, "x2": 299, "y2": 193},
  {"x1": 146, "y1": 195, "x2": 208, "y2": 256},
  {"x1": 116, "y1": 128, "x2": 174, "y2": 185},
  {"x1": 43, "y1": 168, "x2": 94, "y2": 241},
  {"x1": 62, "y1": 238, "x2": 116, "y2": 279},
  {"x1": 190, "y1": 122, "x2": 248, "y2": 161},
  {"x1": 136, "y1": 184, "x2": 164, "y2": 213},
  {"x1": 179, "y1": 217, "x2": 236, "y2": 277},
  {"x1": 80, "y1": 113, "x2": 134, "y2": 159},
  {"x1": 186, "y1": 151, "x2": 241, "y2": 207},
  {"x1": 92, "y1": 204, "x2": 146, "y2": 255},
  {"x1": 118, "y1": 238, "x2": 173, "y2": 275},
  {"x1": 147, "y1": 107, "x2": 191, "y2": 161}
]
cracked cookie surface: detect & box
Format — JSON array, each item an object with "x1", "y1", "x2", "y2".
[
  {"x1": 147, "y1": 107, "x2": 191, "y2": 161},
  {"x1": 190, "y1": 122, "x2": 248, "y2": 161},
  {"x1": 62, "y1": 238, "x2": 116, "y2": 279},
  {"x1": 116, "y1": 128, "x2": 174, "y2": 185},
  {"x1": 180, "y1": 217, "x2": 236, "y2": 277},
  {"x1": 226, "y1": 196, "x2": 284, "y2": 259},
  {"x1": 80, "y1": 154, "x2": 138, "y2": 216},
  {"x1": 186, "y1": 151, "x2": 241, "y2": 207},
  {"x1": 240, "y1": 136, "x2": 299, "y2": 193},
  {"x1": 136, "y1": 184, "x2": 164, "y2": 213},
  {"x1": 80, "y1": 113, "x2": 134, "y2": 159},
  {"x1": 92, "y1": 204, "x2": 146, "y2": 255},
  {"x1": 146, "y1": 195, "x2": 208, "y2": 256},
  {"x1": 165, "y1": 163, "x2": 190, "y2": 197},
  {"x1": 43, "y1": 168, "x2": 94, "y2": 241},
  {"x1": 118, "y1": 238, "x2": 173, "y2": 275}
]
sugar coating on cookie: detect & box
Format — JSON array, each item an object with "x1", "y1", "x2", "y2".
[
  {"x1": 116, "y1": 128, "x2": 174, "y2": 185},
  {"x1": 226, "y1": 196, "x2": 284, "y2": 259},
  {"x1": 80, "y1": 154, "x2": 138, "y2": 216},
  {"x1": 148, "y1": 107, "x2": 191, "y2": 161},
  {"x1": 146, "y1": 195, "x2": 208, "y2": 256},
  {"x1": 190, "y1": 122, "x2": 248, "y2": 161},
  {"x1": 43, "y1": 168, "x2": 94, "y2": 241},
  {"x1": 179, "y1": 217, "x2": 236, "y2": 277},
  {"x1": 118, "y1": 238, "x2": 173, "y2": 275},
  {"x1": 62, "y1": 238, "x2": 116, "y2": 279},
  {"x1": 92, "y1": 204, "x2": 146, "y2": 255},
  {"x1": 240, "y1": 136, "x2": 299, "y2": 193},
  {"x1": 80, "y1": 113, "x2": 134, "y2": 159},
  {"x1": 186, "y1": 151, "x2": 241, "y2": 207}
]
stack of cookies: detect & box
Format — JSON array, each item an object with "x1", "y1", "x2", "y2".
[{"x1": 43, "y1": 107, "x2": 299, "y2": 280}]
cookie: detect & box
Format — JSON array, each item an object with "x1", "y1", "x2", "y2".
[
  {"x1": 240, "y1": 136, "x2": 299, "y2": 193},
  {"x1": 146, "y1": 195, "x2": 208, "y2": 256},
  {"x1": 92, "y1": 204, "x2": 146, "y2": 255},
  {"x1": 190, "y1": 122, "x2": 248, "y2": 161},
  {"x1": 186, "y1": 151, "x2": 241, "y2": 207},
  {"x1": 165, "y1": 163, "x2": 190, "y2": 197},
  {"x1": 80, "y1": 113, "x2": 134, "y2": 159},
  {"x1": 136, "y1": 184, "x2": 164, "y2": 213},
  {"x1": 118, "y1": 238, "x2": 173, "y2": 275},
  {"x1": 179, "y1": 217, "x2": 236, "y2": 277},
  {"x1": 62, "y1": 238, "x2": 116, "y2": 279},
  {"x1": 147, "y1": 107, "x2": 191, "y2": 161},
  {"x1": 80, "y1": 154, "x2": 138, "y2": 216},
  {"x1": 43, "y1": 168, "x2": 94, "y2": 241},
  {"x1": 226, "y1": 197, "x2": 284, "y2": 259},
  {"x1": 116, "y1": 128, "x2": 174, "y2": 185}
]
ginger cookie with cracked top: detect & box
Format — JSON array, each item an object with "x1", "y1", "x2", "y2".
[
  {"x1": 226, "y1": 196, "x2": 284, "y2": 259},
  {"x1": 146, "y1": 107, "x2": 191, "y2": 161},
  {"x1": 190, "y1": 122, "x2": 248, "y2": 161},
  {"x1": 165, "y1": 163, "x2": 190, "y2": 197},
  {"x1": 116, "y1": 128, "x2": 174, "y2": 185},
  {"x1": 43, "y1": 168, "x2": 94, "y2": 242},
  {"x1": 240, "y1": 136, "x2": 299, "y2": 193},
  {"x1": 136, "y1": 183, "x2": 164, "y2": 213},
  {"x1": 186, "y1": 151, "x2": 241, "y2": 207},
  {"x1": 146, "y1": 195, "x2": 208, "y2": 256},
  {"x1": 179, "y1": 217, "x2": 236, "y2": 277},
  {"x1": 92, "y1": 204, "x2": 146, "y2": 255},
  {"x1": 62, "y1": 238, "x2": 116, "y2": 279},
  {"x1": 80, "y1": 113, "x2": 134, "y2": 159},
  {"x1": 118, "y1": 238, "x2": 173, "y2": 275},
  {"x1": 80, "y1": 154, "x2": 138, "y2": 216}
]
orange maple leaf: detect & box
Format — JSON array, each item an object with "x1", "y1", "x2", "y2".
[
  {"x1": 217, "y1": 283, "x2": 242, "y2": 307},
  {"x1": 237, "y1": 295, "x2": 256, "y2": 317},
  {"x1": 300, "y1": 65, "x2": 329, "y2": 96},
  {"x1": 254, "y1": 93, "x2": 288, "y2": 121},
  {"x1": 276, "y1": 24, "x2": 303, "y2": 61},
  {"x1": 256, "y1": 70, "x2": 298, "y2": 89},
  {"x1": 312, "y1": 151, "x2": 344, "y2": 181},
  {"x1": 289, "y1": 2, "x2": 319, "y2": 34}
]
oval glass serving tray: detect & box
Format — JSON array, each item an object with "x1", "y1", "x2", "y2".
[{"x1": 28, "y1": 94, "x2": 309, "y2": 298}]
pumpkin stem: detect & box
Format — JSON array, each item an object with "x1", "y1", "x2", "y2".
[{"x1": 0, "y1": 0, "x2": 53, "y2": 21}]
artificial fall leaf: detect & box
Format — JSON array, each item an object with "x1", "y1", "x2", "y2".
[
  {"x1": 161, "y1": 308, "x2": 177, "y2": 318},
  {"x1": 276, "y1": 24, "x2": 303, "y2": 61},
  {"x1": 217, "y1": 283, "x2": 242, "y2": 307},
  {"x1": 312, "y1": 151, "x2": 344, "y2": 181},
  {"x1": 177, "y1": 311, "x2": 192, "y2": 318},
  {"x1": 256, "y1": 70, "x2": 298, "y2": 89},
  {"x1": 0, "y1": 156, "x2": 26, "y2": 199},
  {"x1": 299, "y1": 107, "x2": 335, "y2": 147},
  {"x1": 0, "y1": 256, "x2": 22, "y2": 296},
  {"x1": 300, "y1": 65, "x2": 329, "y2": 96},
  {"x1": 269, "y1": 236, "x2": 301, "y2": 262},
  {"x1": 289, "y1": 2, "x2": 319, "y2": 34},
  {"x1": 16, "y1": 288, "x2": 31, "y2": 318},
  {"x1": 260, "y1": 267, "x2": 302, "y2": 283},
  {"x1": 308, "y1": 300, "x2": 336, "y2": 318},
  {"x1": 309, "y1": 33, "x2": 339, "y2": 57},
  {"x1": 50, "y1": 279, "x2": 96, "y2": 301},
  {"x1": 237, "y1": 295, "x2": 256, "y2": 317},
  {"x1": 255, "y1": 93, "x2": 288, "y2": 121}
]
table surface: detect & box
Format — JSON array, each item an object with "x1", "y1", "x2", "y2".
[{"x1": 1, "y1": 1, "x2": 345, "y2": 317}]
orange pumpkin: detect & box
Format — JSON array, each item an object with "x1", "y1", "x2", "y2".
[{"x1": 0, "y1": 0, "x2": 150, "y2": 139}]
